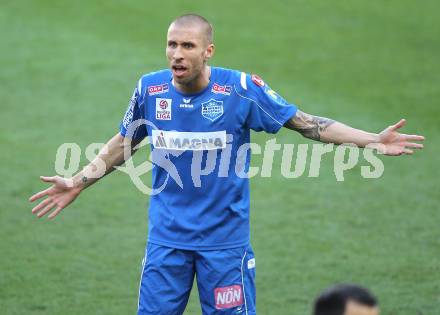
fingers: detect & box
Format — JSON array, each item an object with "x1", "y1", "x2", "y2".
[
  {"x1": 390, "y1": 119, "x2": 406, "y2": 131},
  {"x1": 403, "y1": 142, "x2": 424, "y2": 149},
  {"x1": 386, "y1": 149, "x2": 412, "y2": 156},
  {"x1": 48, "y1": 206, "x2": 63, "y2": 220},
  {"x1": 31, "y1": 175, "x2": 66, "y2": 219},
  {"x1": 40, "y1": 176, "x2": 57, "y2": 183},
  {"x1": 390, "y1": 120, "x2": 425, "y2": 142},
  {"x1": 32, "y1": 198, "x2": 64, "y2": 219},
  {"x1": 31, "y1": 197, "x2": 52, "y2": 214},
  {"x1": 36, "y1": 201, "x2": 57, "y2": 218},
  {"x1": 29, "y1": 188, "x2": 50, "y2": 202},
  {"x1": 384, "y1": 142, "x2": 423, "y2": 156},
  {"x1": 29, "y1": 175, "x2": 57, "y2": 202},
  {"x1": 402, "y1": 134, "x2": 425, "y2": 142}
]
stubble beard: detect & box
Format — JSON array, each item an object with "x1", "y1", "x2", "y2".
[{"x1": 177, "y1": 65, "x2": 204, "y2": 87}]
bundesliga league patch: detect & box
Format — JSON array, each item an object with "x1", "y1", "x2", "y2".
[
  {"x1": 155, "y1": 98, "x2": 172, "y2": 120},
  {"x1": 148, "y1": 83, "x2": 169, "y2": 96},
  {"x1": 201, "y1": 99, "x2": 223, "y2": 121},
  {"x1": 214, "y1": 285, "x2": 243, "y2": 310}
]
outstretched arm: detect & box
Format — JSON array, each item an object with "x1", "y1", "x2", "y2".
[
  {"x1": 29, "y1": 133, "x2": 141, "y2": 219},
  {"x1": 284, "y1": 110, "x2": 424, "y2": 155}
]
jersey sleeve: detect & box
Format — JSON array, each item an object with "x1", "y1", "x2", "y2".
[
  {"x1": 119, "y1": 83, "x2": 148, "y2": 140},
  {"x1": 239, "y1": 74, "x2": 298, "y2": 134}
]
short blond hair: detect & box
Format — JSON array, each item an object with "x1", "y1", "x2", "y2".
[{"x1": 170, "y1": 14, "x2": 213, "y2": 44}]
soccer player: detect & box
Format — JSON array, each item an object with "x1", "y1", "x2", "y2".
[
  {"x1": 29, "y1": 14, "x2": 424, "y2": 315},
  {"x1": 313, "y1": 284, "x2": 379, "y2": 315}
]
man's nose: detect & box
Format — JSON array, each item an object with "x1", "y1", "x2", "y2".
[{"x1": 172, "y1": 46, "x2": 184, "y2": 60}]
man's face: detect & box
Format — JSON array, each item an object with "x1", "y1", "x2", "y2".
[
  {"x1": 166, "y1": 23, "x2": 214, "y2": 85},
  {"x1": 344, "y1": 301, "x2": 379, "y2": 315}
]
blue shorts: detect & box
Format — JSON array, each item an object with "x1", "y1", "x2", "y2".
[{"x1": 137, "y1": 243, "x2": 256, "y2": 315}]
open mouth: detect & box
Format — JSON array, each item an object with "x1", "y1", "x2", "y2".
[{"x1": 172, "y1": 65, "x2": 188, "y2": 77}]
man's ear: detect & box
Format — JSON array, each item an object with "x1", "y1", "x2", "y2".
[{"x1": 205, "y1": 44, "x2": 215, "y2": 61}]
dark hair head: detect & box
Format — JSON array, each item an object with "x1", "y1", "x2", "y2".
[{"x1": 313, "y1": 284, "x2": 378, "y2": 315}]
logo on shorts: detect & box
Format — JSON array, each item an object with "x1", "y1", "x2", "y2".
[
  {"x1": 214, "y1": 285, "x2": 243, "y2": 310},
  {"x1": 201, "y1": 99, "x2": 223, "y2": 121},
  {"x1": 212, "y1": 83, "x2": 232, "y2": 95},
  {"x1": 251, "y1": 74, "x2": 265, "y2": 87},
  {"x1": 156, "y1": 98, "x2": 172, "y2": 120},
  {"x1": 247, "y1": 258, "x2": 255, "y2": 269},
  {"x1": 148, "y1": 83, "x2": 169, "y2": 96}
]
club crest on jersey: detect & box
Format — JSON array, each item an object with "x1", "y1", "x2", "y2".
[
  {"x1": 214, "y1": 285, "x2": 243, "y2": 310},
  {"x1": 155, "y1": 98, "x2": 172, "y2": 120},
  {"x1": 212, "y1": 83, "x2": 232, "y2": 95},
  {"x1": 201, "y1": 99, "x2": 223, "y2": 122},
  {"x1": 148, "y1": 83, "x2": 169, "y2": 96},
  {"x1": 251, "y1": 74, "x2": 265, "y2": 87}
]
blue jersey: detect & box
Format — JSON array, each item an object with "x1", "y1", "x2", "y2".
[{"x1": 119, "y1": 67, "x2": 297, "y2": 250}]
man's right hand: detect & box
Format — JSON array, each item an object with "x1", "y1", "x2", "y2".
[
  {"x1": 29, "y1": 176, "x2": 82, "y2": 219},
  {"x1": 29, "y1": 133, "x2": 139, "y2": 220}
]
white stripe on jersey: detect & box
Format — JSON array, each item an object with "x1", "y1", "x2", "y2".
[
  {"x1": 240, "y1": 72, "x2": 247, "y2": 90},
  {"x1": 138, "y1": 78, "x2": 142, "y2": 97},
  {"x1": 233, "y1": 85, "x2": 284, "y2": 127},
  {"x1": 240, "y1": 250, "x2": 249, "y2": 315}
]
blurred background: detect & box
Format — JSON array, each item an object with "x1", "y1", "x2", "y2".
[{"x1": 1, "y1": 0, "x2": 439, "y2": 314}]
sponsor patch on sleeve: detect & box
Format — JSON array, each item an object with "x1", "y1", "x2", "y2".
[
  {"x1": 148, "y1": 83, "x2": 169, "y2": 96},
  {"x1": 212, "y1": 83, "x2": 232, "y2": 95},
  {"x1": 251, "y1": 74, "x2": 265, "y2": 87},
  {"x1": 122, "y1": 90, "x2": 137, "y2": 128}
]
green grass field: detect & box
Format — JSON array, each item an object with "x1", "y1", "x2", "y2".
[{"x1": 1, "y1": 0, "x2": 439, "y2": 314}]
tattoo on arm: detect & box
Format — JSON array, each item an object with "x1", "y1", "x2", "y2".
[{"x1": 284, "y1": 110, "x2": 335, "y2": 141}]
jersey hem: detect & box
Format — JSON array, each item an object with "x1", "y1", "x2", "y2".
[
  {"x1": 272, "y1": 106, "x2": 298, "y2": 133},
  {"x1": 148, "y1": 238, "x2": 250, "y2": 250}
]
